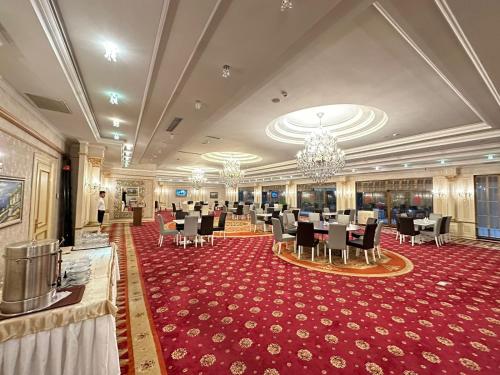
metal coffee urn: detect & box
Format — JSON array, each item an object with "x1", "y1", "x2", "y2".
[{"x1": 0, "y1": 239, "x2": 60, "y2": 315}]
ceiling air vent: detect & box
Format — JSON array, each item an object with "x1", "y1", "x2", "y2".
[
  {"x1": 166, "y1": 117, "x2": 183, "y2": 132},
  {"x1": 25, "y1": 93, "x2": 71, "y2": 114},
  {"x1": 177, "y1": 150, "x2": 202, "y2": 156}
]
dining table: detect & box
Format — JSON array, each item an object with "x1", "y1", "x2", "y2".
[
  {"x1": 172, "y1": 218, "x2": 202, "y2": 225},
  {"x1": 413, "y1": 219, "x2": 436, "y2": 228},
  {"x1": 321, "y1": 212, "x2": 338, "y2": 218},
  {"x1": 294, "y1": 221, "x2": 360, "y2": 234}
]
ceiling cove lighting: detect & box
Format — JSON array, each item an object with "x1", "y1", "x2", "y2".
[
  {"x1": 112, "y1": 119, "x2": 121, "y2": 127},
  {"x1": 296, "y1": 112, "x2": 346, "y2": 184},
  {"x1": 122, "y1": 144, "x2": 133, "y2": 168},
  {"x1": 109, "y1": 92, "x2": 119, "y2": 105},
  {"x1": 103, "y1": 42, "x2": 118, "y2": 62},
  {"x1": 222, "y1": 64, "x2": 231, "y2": 78},
  {"x1": 280, "y1": 0, "x2": 293, "y2": 11}
]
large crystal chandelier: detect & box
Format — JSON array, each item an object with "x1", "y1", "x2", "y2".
[
  {"x1": 296, "y1": 112, "x2": 346, "y2": 184},
  {"x1": 190, "y1": 169, "x2": 206, "y2": 190},
  {"x1": 220, "y1": 159, "x2": 244, "y2": 188}
]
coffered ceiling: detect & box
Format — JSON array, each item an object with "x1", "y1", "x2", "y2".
[{"x1": 0, "y1": 0, "x2": 499, "y2": 180}]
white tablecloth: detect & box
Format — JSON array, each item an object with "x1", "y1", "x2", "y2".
[{"x1": 0, "y1": 245, "x2": 120, "y2": 375}]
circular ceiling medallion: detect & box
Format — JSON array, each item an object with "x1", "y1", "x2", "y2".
[
  {"x1": 266, "y1": 104, "x2": 388, "y2": 144},
  {"x1": 201, "y1": 152, "x2": 262, "y2": 164},
  {"x1": 175, "y1": 166, "x2": 220, "y2": 174}
]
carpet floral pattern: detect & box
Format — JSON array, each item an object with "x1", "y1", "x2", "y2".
[{"x1": 130, "y1": 215, "x2": 500, "y2": 375}]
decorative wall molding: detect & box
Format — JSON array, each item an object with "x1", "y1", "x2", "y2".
[
  {"x1": 434, "y1": 0, "x2": 500, "y2": 107},
  {"x1": 30, "y1": 0, "x2": 101, "y2": 141}
]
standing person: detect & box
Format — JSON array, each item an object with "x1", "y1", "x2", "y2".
[{"x1": 97, "y1": 191, "x2": 106, "y2": 231}]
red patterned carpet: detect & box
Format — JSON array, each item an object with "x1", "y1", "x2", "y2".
[{"x1": 129, "y1": 214, "x2": 500, "y2": 374}]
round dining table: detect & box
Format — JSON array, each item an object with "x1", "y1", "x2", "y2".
[{"x1": 294, "y1": 221, "x2": 360, "y2": 234}]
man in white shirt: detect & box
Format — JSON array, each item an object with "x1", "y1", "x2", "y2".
[{"x1": 97, "y1": 191, "x2": 106, "y2": 229}]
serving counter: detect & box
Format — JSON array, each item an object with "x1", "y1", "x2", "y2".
[{"x1": 0, "y1": 245, "x2": 120, "y2": 375}]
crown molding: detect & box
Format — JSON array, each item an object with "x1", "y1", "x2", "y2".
[
  {"x1": 434, "y1": 0, "x2": 500, "y2": 107},
  {"x1": 30, "y1": 0, "x2": 101, "y2": 141},
  {"x1": 372, "y1": 1, "x2": 485, "y2": 123}
]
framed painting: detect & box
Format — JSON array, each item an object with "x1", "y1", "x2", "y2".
[
  {"x1": 209, "y1": 192, "x2": 218, "y2": 199},
  {"x1": 0, "y1": 176, "x2": 24, "y2": 229},
  {"x1": 126, "y1": 187, "x2": 138, "y2": 196}
]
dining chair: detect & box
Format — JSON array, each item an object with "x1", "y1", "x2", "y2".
[
  {"x1": 347, "y1": 223, "x2": 377, "y2": 264},
  {"x1": 323, "y1": 207, "x2": 330, "y2": 213},
  {"x1": 399, "y1": 217, "x2": 420, "y2": 246},
  {"x1": 213, "y1": 212, "x2": 227, "y2": 238},
  {"x1": 198, "y1": 215, "x2": 215, "y2": 246},
  {"x1": 352, "y1": 217, "x2": 378, "y2": 239},
  {"x1": 420, "y1": 217, "x2": 442, "y2": 247},
  {"x1": 337, "y1": 214, "x2": 350, "y2": 225},
  {"x1": 243, "y1": 205, "x2": 250, "y2": 219},
  {"x1": 348, "y1": 209, "x2": 356, "y2": 223},
  {"x1": 171, "y1": 203, "x2": 177, "y2": 212},
  {"x1": 324, "y1": 224, "x2": 347, "y2": 264},
  {"x1": 282, "y1": 204, "x2": 288, "y2": 212},
  {"x1": 189, "y1": 210, "x2": 200, "y2": 217},
  {"x1": 439, "y1": 216, "x2": 452, "y2": 244},
  {"x1": 179, "y1": 216, "x2": 199, "y2": 249},
  {"x1": 266, "y1": 207, "x2": 274, "y2": 214},
  {"x1": 156, "y1": 214, "x2": 179, "y2": 246},
  {"x1": 235, "y1": 204, "x2": 244, "y2": 220},
  {"x1": 250, "y1": 210, "x2": 265, "y2": 232},
  {"x1": 285, "y1": 213, "x2": 297, "y2": 235},
  {"x1": 395, "y1": 214, "x2": 401, "y2": 240},
  {"x1": 292, "y1": 209, "x2": 300, "y2": 222},
  {"x1": 296, "y1": 222, "x2": 319, "y2": 261},
  {"x1": 266, "y1": 211, "x2": 281, "y2": 232},
  {"x1": 271, "y1": 218, "x2": 295, "y2": 255}
]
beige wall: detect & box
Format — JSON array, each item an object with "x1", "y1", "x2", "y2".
[
  {"x1": 156, "y1": 183, "x2": 226, "y2": 208},
  {"x1": 0, "y1": 79, "x2": 64, "y2": 277}
]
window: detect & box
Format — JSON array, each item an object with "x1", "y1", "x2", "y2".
[
  {"x1": 297, "y1": 184, "x2": 336, "y2": 213},
  {"x1": 475, "y1": 175, "x2": 500, "y2": 240},
  {"x1": 262, "y1": 185, "x2": 286, "y2": 204},
  {"x1": 238, "y1": 188, "x2": 254, "y2": 203}
]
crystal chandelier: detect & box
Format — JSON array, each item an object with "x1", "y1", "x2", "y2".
[
  {"x1": 190, "y1": 169, "x2": 206, "y2": 190},
  {"x1": 296, "y1": 112, "x2": 346, "y2": 184},
  {"x1": 220, "y1": 159, "x2": 244, "y2": 188}
]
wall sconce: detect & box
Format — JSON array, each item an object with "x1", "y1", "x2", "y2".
[
  {"x1": 457, "y1": 191, "x2": 473, "y2": 199},
  {"x1": 432, "y1": 190, "x2": 447, "y2": 198}
]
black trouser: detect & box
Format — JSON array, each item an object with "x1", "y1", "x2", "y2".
[{"x1": 97, "y1": 210, "x2": 105, "y2": 224}]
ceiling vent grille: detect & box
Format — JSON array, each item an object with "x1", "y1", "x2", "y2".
[
  {"x1": 177, "y1": 150, "x2": 202, "y2": 156},
  {"x1": 25, "y1": 93, "x2": 71, "y2": 113},
  {"x1": 166, "y1": 117, "x2": 183, "y2": 132}
]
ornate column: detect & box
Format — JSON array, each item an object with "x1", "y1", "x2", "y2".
[
  {"x1": 253, "y1": 184, "x2": 262, "y2": 204},
  {"x1": 285, "y1": 181, "x2": 297, "y2": 208}
]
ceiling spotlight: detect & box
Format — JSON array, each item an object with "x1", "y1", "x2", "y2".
[
  {"x1": 351, "y1": 168, "x2": 356, "y2": 173},
  {"x1": 113, "y1": 133, "x2": 120, "y2": 140},
  {"x1": 124, "y1": 143, "x2": 133, "y2": 150},
  {"x1": 439, "y1": 160, "x2": 446, "y2": 165},
  {"x1": 112, "y1": 118, "x2": 120, "y2": 127},
  {"x1": 195, "y1": 100, "x2": 202, "y2": 110},
  {"x1": 222, "y1": 64, "x2": 231, "y2": 78},
  {"x1": 392, "y1": 133, "x2": 400, "y2": 137},
  {"x1": 280, "y1": 0, "x2": 293, "y2": 11},
  {"x1": 375, "y1": 166, "x2": 380, "y2": 170},
  {"x1": 109, "y1": 92, "x2": 119, "y2": 105},
  {"x1": 104, "y1": 42, "x2": 118, "y2": 62},
  {"x1": 487, "y1": 154, "x2": 495, "y2": 160},
  {"x1": 403, "y1": 163, "x2": 409, "y2": 168}
]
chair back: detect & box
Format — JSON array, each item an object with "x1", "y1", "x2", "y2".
[
  {"x1": 323, "y1": 207, "x2": 330, "y2": 213},
  {"x1": 362, "y1": 223, "x2": 377, "y2": 249},
  {"x1": 349, "y1": 209, "x2": 356, "y2": 223},
  {"x1": 225, "y1": 200, "x2": 229, "y2": 207},
  {"x1": 429, "y1": 213, "x2": 442, "y2": 221},
  {"x1": 250, "y1": 210, "x2": 257, "y2": 225},
  {"x1": 314, "y1": 209, "x2": 324, "y2": 221},
  {"x1": 217, "y1": 212, "x2": 227, "y2": 229},
  {"x1": 292, "y1": 209, "x2": 300, "y2": 221},
  {"x1": 243, "y1": 205, "x2": 250, "y2": 215},
  {"x1": 264, "y1": 203, "x2": 269, "y2": 211},
  {"x1": 337, "y1": 210, "x2": 344, "y2": 215},
  {"x1": 267, "y1": 207, "x2": 274, "y2": 214},
  {"x1": 172, "y1": 203, "x2": 177, "y2": 212},
  {"x1": 337, "y1": 214, "x2": 350, "y2": 225},
  {"x1": 199, "y1": 215, "x2": 214, "y2": 235},
  {"x1": 183, "y1": 216, "x2": 199, "y2": 236},
  {"x1": 236, "y1": 205, "x2": 244, "y2": 215},
  {"x1": 366, "y1": 217, "x2": 377, "y2": 225},
  {"x1": 399, "y1": 217, "x2": 416, "y2": 236},
  {"x1": 444, "y1": 216, "x2": 452, "y2": 234},
  {"x1": 282, "y1": 204, "x2": 288, "y2": 211},
  {"x1": 271, "y1": 218, "x2": 284, "y2": 242},
  {"x1": 201, "y1": 206, "x2": 209, "y2": 215},
  {"x1": 309, "y1": 212, "x2": 320, "y2": 223},
  {"x1": 222, "y1": 206, "x2": 228, "y2": 213},
  {"x1": 374, "y1": 222, "x2": 384, "y2": 246},
  {"x1": 432, "y1": 217, "x2": 442, "y2": 236},
  {"x1": 285, "y1": 213, "x2": 296, "y2": 229},
  {"x1": 175, "y1": 210, "x2": 187, "y2": 220},
  {"x1": 156, "y1": 214, "x2": 165, "y2": 231},
  {"x1": 343, "y1": 209, "x2": 351, "y2": 215},
  {"x1": 189, "y1": 210, "x2": 200, "y2": 217},
  {"x1": 272, "y1": 211, "x2": 280, "y2": 220},
  {"x1": 327, "y1": 224, "x2": 346, "y2": 250},
  {"x1": 296, "y1": 222, "x2": 316, "y2": 247},
  {"x1": 396, "y1": 214, "x2": 401, "y2": 231}
]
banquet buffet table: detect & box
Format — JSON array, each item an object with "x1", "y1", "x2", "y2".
[{"x1": 0, "y1": 245, "x2": 120, "y2": 375}]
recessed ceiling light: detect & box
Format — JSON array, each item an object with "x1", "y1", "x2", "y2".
[
  {"x1": 124, "y1": 143, "x2": 133, "y2": 150},
  {"x1": 403, "y1": 163, "x2": 409, "y2": 168},
  {"x1": 222, "y1": 64, "x2": 231, "y2": 78},
  {"x1": 113, "y1": 134, "x2": 119, "y2": 140},
  {"x1": 109, "y1": 92, "x2": 119, "y2": 105},
  {"x1": 487, "y1": 154, "x2": 495, "y2": 160},
  {"x1": 375, "y1": 166, "x2": 380, "y2": 170},
  {"x1": 104, "y1": 42, "x2": 118, "y2": 62},
  {"x1": 351, "y1": 168, "x2": 356, "y2": 173},
  {"x1": 280, "y1": 0, "x2": 293, "y2": 11},
  {"x1": 392, "y1": 133, "x2": 400, "y2": 137},
  {"x1": 112, "y1": 119, "x2": 120, "y2": 127},
  {"x1": 195, "y1": 100, "x2": 202, "y2": 110},
  {"x1": 439, "y1": 160, "x2": 446, "y2": 165}
]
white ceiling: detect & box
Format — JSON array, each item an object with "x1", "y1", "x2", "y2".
[{"x1": 0, "y1": 0, "x2": 499, "y2": 178}]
